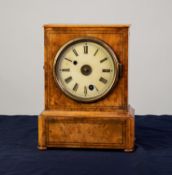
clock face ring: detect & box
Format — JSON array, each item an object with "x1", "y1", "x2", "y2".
[{"x1": 53, "y1": 37, "x2": 120, "y2": 102}]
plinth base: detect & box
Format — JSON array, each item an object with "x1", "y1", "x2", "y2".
[{"x1": 38, "y1": 106, "x2": 135, "y2": 151}]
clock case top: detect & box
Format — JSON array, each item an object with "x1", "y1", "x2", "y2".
[{"x1": 44, "y1": 25, "x2": 129, "y2": 111}]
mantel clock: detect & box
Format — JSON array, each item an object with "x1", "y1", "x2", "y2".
[{"x1": 38, "y1": 24, "x2": 135, "y2": 152}]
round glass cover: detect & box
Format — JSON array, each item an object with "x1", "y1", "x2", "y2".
[{"x1": 53, "y1": 37, "x2": 120, "y2": 102}]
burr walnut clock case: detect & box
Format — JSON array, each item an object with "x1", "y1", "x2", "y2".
[{"x1": 38, "y1": 24, "x2": 135, "y2": 152}]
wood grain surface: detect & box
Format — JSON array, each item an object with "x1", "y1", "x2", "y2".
[{"x1": 44, "y1": 25, "x2": 128, "y2": 110}]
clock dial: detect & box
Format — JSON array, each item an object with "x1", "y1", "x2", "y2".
[{"x1": 54, "y1": 37, "x2": 119, "y2": 102}]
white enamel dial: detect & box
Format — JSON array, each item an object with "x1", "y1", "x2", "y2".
[{"x1": 53, "y1": 38, "x2": 119, "y2": 102}]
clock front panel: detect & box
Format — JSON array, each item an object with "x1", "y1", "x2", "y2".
[{"x1": 44, "y1": 27, "x2": 128, "y2": 110}]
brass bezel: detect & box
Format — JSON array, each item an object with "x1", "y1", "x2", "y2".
[{"x1": 53, "y1": 37, "x2": 120, "y2": 102}]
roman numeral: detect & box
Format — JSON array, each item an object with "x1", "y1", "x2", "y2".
[
  {"x1": 99, "y1": 77, "x2": 107, "y2": 84},
  {"x1": 102, "y1": 69, "x2": 111, "y2": 72},
  {"x1": 100, "y1": 57, "x2": 108, "y2": 63},
  {"x1": 64, "y1": 58, "x2": 72, "y2": 62},
  {"x1": 73, "y1": 83, "x2": 79, "y2": 92},
  {"x1": 84, "y1": 86, "x2": 87, "y2": 96},
  {"x1": 94, "y1": 49, "x2": 99, "y2": 56},
  {"x1": 73, "y1": 49, "x2": 79, "y2": 56},
  {"x1": 65, "y1": 76, "x2": 72, "y2": 83},
  {"x1": 95, "y1": 86, "x2": 99, "y2": 91},
  {"x1": 84, "y1": 44, "x2": 88, "y2": 54},
  {"x1": 60, "y1": 68, "x2": 70, "y2": 72}
]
